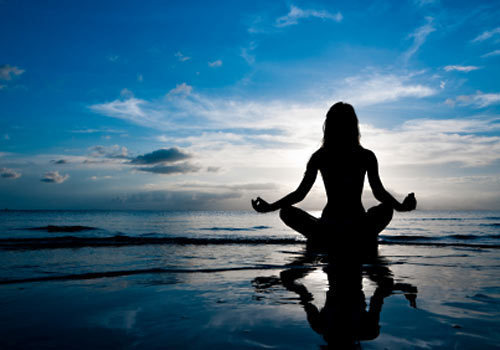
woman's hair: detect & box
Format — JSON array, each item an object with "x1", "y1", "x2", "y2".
[{"x1": 322, "y1": 102, "x2": 361, "y2": 150}]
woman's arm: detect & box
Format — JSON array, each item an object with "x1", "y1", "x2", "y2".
[
  {"x1": 366, "y1": 151, "x2": 416, "y2": 212},
  {"x1": 252, "y1": 154, "x2": 319, "y2": 213}
]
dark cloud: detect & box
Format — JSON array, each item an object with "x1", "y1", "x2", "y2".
[
  {"x1": 206, "y1": 166, "x2": 221, "y2": 173},
  {"x1": 51, "y1": 159, "x2": 67, "y2": 164},
  {"x1": 130, "y1": 147, "x2": 191, "y2": 165},
  {"x1": 40, "y1": 171, "x2": 69, "y2": 184},
  {"x1": 135, "y1": 162, "x2": 200, "y2": 175},
  {"x1": 0, "y1": 167, "x2": 21, "y2": 179}
]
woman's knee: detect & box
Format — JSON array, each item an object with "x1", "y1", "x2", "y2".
[{"x1": 279, "y1": 206, "x2": 295, "y2": 224}]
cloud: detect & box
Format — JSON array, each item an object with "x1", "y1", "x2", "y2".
[
  {"x1": 275, "y1": 5, "x2": 342, "y2": 27},
  {"x1": 177, "y1": 181, "x2": 278, "y2": 191},
  {"x1": 89, "y1": 97, "x2": 150, "y2": 125},
  {"x1": 482, "y1": 49, "x2": 500, "y2": 58},
  {"x1": 70, "y1": 128, "x2": 124, "y2": 134},
  {"x1": 107, "y1": 55, "x2": 119, "y2": 62},
  {"x1": 414, "y1": 0, "x2": 438, "y2": 6},
  {"x1": 340, "y1": 73, "x2": 437, "y2": 106},
  {"x1": 113, "y1": 189, "x2": 242, "y2": 210},
  {"x1": 135, "y1": 162, "x2": 200, "y2": 175},
  {"x1": 208, "y1": 60, "x2": 222, "y2": 68},
  {"x1": 0, "y1": 64, "x2": 25, "y2": 80},
  {"x1": 403, "y1": 17, "x2": 435, "y2": 62},
  {"x1": 51, "y1": 159, "x2": 67, "y2": 164},
  {"x1": 240, "y1": 41, "x2": 257, "y2": 65},
  {"x1": 361, "y1": 117, "x2": 500, "y2": 167},
  {"x1": 90, "y1": 145, "x2": 129, "y2": 159},
  {"x1": 446, "y1": 91, "x2": 500, "y2": 108},
  {"x1": 120, "y1": 88, "x2": 134, "y2": 98},
  {"x1": 444, "y1": 65, "x2": 480, "y2": 72},
  {"x1": 167, "y1": 82, "x2": 192, "y2": 96},
  {"x1": 137, "y1": 74, "x2": 143, "y2": 82},
  {"x1": 89, "y1": 175, "x2": 113, "y2": 181},
  {"x1": 472, "y1": 27, "x2": 500, "y2": 42},
  {"x1": 130, "y1": 147, "x2": 191, "y2": 165},
  {"x1": 206, "y1": 166, "x2": 220, "y2": 173},
  {"x1": 0, "y1": 167, "x2": 21, "y2": 179},
  {"x1": 41, "y1": 171, "x2": 69, "y2": 184},
  {"x1": 174, "y1": 52, "x2": 191, "y2": 62}
]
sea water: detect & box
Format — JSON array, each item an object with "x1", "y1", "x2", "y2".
[
  {"x1": 0, "y1": 210, "x2": 499, "y2": 349},
  {"x1": 0, "y1": 210, "x2": 499, "y2": 282}
]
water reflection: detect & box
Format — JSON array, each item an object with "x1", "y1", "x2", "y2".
[{"x1": 253, "y1": 245, "x2": 418, "y2": 349}]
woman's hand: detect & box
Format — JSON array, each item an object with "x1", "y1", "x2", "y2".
[
  {"x1": 251, "y1": 197, "x2": 274, "y2": 213},
  {"x1": 400, "y1": 193, "x2": 417, "y2": 212}
]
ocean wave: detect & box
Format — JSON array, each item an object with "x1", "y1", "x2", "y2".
[
  {"x1": 481, "y1": 223, "x2": 500, "y2": 227},
  {"x1": 25, "y1": 225, "x2": 97, "y2": 233},
  {"x1": 200, "y1": 226, "x2": 271, "y2": 231},
  {"x1": 0, "y1": 235, "x2": 303, "y2": 250},
  {"x1": 0, "y1": 234, "x2": 499, "y2": 250}
]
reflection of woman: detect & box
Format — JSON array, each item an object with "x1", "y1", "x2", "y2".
[
  {"x1": 279, "y1": 256, "x2": 418, "y2": 347},
  {"x1": 252, "y1": 102, "x2": 416, "y2": 245}
]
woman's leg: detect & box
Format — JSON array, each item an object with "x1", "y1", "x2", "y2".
[
  {"x1": 365, "y1": 202, "x2": 394, "y2": 237},
  {"x1": 279, "y1": 206, "x2": 322, "y2": 240}
]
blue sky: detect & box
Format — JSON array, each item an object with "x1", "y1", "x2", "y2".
[{"x1": 0, "y1": 0, "x2": 499, "y2": 210}]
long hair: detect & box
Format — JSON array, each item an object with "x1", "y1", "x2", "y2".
[{"x1": 322, "y1": 102, "x2": 361, "y2": 150}]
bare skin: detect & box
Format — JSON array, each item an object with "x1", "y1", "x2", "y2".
[{"x1": 252, "y1": 147, "x2": 416, "y2": 224}]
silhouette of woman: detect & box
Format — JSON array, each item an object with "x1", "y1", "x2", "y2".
[{"x1": 251, "y1": 102, "x2": 416, "y2": 246}]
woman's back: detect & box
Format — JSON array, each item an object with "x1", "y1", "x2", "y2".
[{"x1": 312, "y1": 147, "x2": 370, "y2": 221}]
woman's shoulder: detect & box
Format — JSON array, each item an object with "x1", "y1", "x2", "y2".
[{"x1": 307, "y1": 148, "x2": 324, "y2": 168}]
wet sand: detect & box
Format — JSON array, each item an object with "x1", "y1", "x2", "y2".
[{"x1": 0, "y1": 243, "x2": 499, "y2": 349}]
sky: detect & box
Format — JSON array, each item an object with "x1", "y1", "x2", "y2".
[{"x1": 0, "y1": 0, "x2": 499, "y2": 210}]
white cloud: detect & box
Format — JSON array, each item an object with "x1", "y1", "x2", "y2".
[
  {"x1": 472, "y1": 27, "x2": 500, "y2": 42},
  {"x1": 167, "y1": 82, "x2": 193, "y2": 96},
  {"x1": 276, "y1": 5, "x2": 342, "y2": 27},
  {"x1": 240, "y1": 41, "x2": 257, "y2": 65},
  {"x1": 444, "y1": 65, "x2": 480, "y2": 72},
  {"x1": 447, "y1": 91, "x2": 500, "y2": 108},
  {"x1": 120, "y1": 88, "x2": 134, "y2": 98},
  {"x1": 0, "y1": 167, "x2": 21, "y2": 179},
  {"x1": 89, "y1": 175, "x2": 113, "y2": 181},
  {"x1": 89, "y1": 97, "x2": 150, "y2": 125},
  {"x1": 339, "y1": 73, "x2": 437, "y2": 106},
  {"x1": 208, "y1": 60, "x2": 222, "y2": 68},
  {"x1": 90, "y1": 145, "x2": 129, "y2": 159},
  {"x1": 41, "y1": 171, "x2": 69, "y2": 184},
  {"x1": 440, "y1": 81, "x2": 446, "y2": 89},
  {"x1": 0, "y1": 64, "x2": 25, "y2": 80},
  {"x1": 174, "y1": 51, "x2": 191, "y2": 62},
  {"x1": 403, "y1": 17, "x2": 435, "y2": 62},
  {"x1": 481, "y1": 49, "x2": 500, "y2": 58},
  {"x1": 361, "y1": 118, "x2": 500, "y2": 167}
]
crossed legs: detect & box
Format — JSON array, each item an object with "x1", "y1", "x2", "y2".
[{"x1": 279, "y1": 203, "x2": 393, "y2": 242}]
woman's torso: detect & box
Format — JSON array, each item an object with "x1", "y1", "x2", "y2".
[{"x1": 314, "y1": 147, "x2": 369, "y2": 222}]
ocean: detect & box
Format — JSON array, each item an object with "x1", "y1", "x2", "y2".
[{"x1": 0, "y1": 210, "x2": 499, "y2": 349}]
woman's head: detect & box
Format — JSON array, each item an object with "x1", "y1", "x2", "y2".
[{"x1": 322, "y1": 102, "x2": 360, "y2": 150}]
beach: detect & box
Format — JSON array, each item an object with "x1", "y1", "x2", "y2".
[{"x1": 0, "y1": 210, "x2": 499, "y2": 349}]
